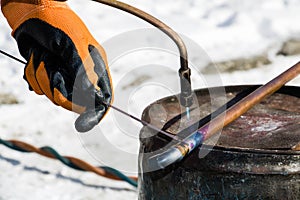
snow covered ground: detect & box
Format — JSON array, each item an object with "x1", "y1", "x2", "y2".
[{"x1": 0, "y1": 0, "x2": 300, "y2": 199}]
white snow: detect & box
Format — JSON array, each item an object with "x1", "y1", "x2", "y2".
[{"x1": 0, "y1": 0, "x2": 300, "y2": 199}]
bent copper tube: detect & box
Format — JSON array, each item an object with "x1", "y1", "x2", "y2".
[{"x1": 92, "y1": 0, "x2": 193, "y2": 107}]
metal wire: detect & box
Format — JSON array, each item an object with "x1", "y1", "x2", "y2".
[
  {"x1": 0, "y1": 49, "x2": 26, "y2": 64},
  {"x1": 0, "y1": 49, "x2": 179, "y2": 142},
  {"x1": 0, "y1": 138, "x2": 138, "y2": 187}
]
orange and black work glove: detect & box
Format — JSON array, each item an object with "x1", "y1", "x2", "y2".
[{"x1": 1, "y1": 0, "x2": 113, "y2": 132}]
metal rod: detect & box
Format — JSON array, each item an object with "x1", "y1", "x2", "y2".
[
  {"x1": 0, "y1": 49, "x2": 180, "y2": 141},
  {"x1": 102, "y1": 102, "x2": 181, "y2": 141},
  {"x1": 0, "y1": 49, "x2": 26, "y2": 64},
  {"x1": 201, "y1": 62, "x2": 300, "y2": 140},
  {"x1": 149, "y1": 62, "x2": 300, "y2": 169},
  {"x1": 91, "y1": 0, "x2": 193, "y2": 107}
]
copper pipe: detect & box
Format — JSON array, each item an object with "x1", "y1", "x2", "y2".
[
  {"x1": 292, "y1": 142, "x2": 300, "y2": 151},
  {"x1": 91, "y1": 0, "x2": 188, "y2": 69},
  {"x1": 201, "y1": 62, "x2": 300, "y2": 140},
  {"x1": 91, "y1": 0, "x2": 193, "y2": 106},
  {"x1": 149, "y1": 62, "x2": 300, "y2": 169}
]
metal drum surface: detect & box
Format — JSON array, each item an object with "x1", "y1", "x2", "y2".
[{"x1": 138, "y1": 85, "x2": 300, "y2": 200}]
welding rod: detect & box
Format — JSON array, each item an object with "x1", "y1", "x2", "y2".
[
  {"x1": 149, "y1": 62, "x2": 300, "y2": 169},
  {"x1": 101, "y1": 102, "x2": 181, "y2": 141},
  {"x1": 0, "y1": 49, "x2": 181, "y2": 141}
]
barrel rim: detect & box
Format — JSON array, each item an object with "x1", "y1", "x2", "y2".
[{"x1": 201, "y1": 144, "x2": 300, "y2": 155}]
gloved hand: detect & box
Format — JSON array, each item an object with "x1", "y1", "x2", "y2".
[{"x1": 1, "y1": 0, "x2": 113, "y2": 132}]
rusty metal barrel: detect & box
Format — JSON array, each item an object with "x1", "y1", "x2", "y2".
[{"x1": 138, "y1": 85, "x2": 300, "y2": 200}]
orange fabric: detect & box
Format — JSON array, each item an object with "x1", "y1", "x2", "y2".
[
  {"x1": 2, "y1": 0, "x2": 112, "y2": 93},
  {"x1": 53, "y1": 88, "x2": 85, "y2": 114},
  {"x1": 35, "y1": 61, "x2": 54, "y2": 101},
  {"x1": 25, "y1": 54, "x2": 43, "y2": 95},
  {"x1": 1, "y1": 0, "x2": 62, "y2": 7},
  {"x1": 2, "y1": 1, "x2": 69, "y2": 30}
]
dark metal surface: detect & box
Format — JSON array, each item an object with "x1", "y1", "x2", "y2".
[
  {"x1": 216, "y1": 91, "x2": 300, "y2": 150},
  {"x1": 139, "y1": 85, "x2": 300, "y2": 200},
  {"x1": 141, "y1": 85, "x2": 300, "y2": 150}
]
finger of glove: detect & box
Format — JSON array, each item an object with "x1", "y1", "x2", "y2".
[
  {"x1": 24, "y1": 53, "x2": 43, "y2": 95},
  {"x1": 74, "y1": 85, "x2": 110, "y2": 132},
  {"x1": 52, "y1": 71, "x2": 85, "y2": 114},
  {"x1": 88, "y1": 45, "x2": 113, "y2": 105},
  {"x1": 35, "y1": 61, "x2": 55, "y2": 102},
  {"x1": 73, "y1": 45, "x2": 113, "y2": 132},
  {"x1": 75, "y1": 105, "x2": 106, "y2": 132}
]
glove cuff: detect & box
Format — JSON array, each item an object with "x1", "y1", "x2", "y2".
[
  {"x1": 1, "y1": 0, "x2": 68, "y2": 34},
  {"x1": 1, "y1": 0, "x2": 66, "y2": 7}
]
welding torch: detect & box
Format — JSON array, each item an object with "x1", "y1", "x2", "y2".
[{"x1": 92, "y1": 0, "x2": 194, "y2": 109}]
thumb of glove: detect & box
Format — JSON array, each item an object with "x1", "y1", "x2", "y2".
[
  {"x1": 74, "y1": 90, "x2": 110, "y2": 132},
  {"x1": 75, "y1": 104, "x2": 107, "y2": 132}
]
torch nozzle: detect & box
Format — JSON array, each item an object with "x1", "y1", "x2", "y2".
[{"x1": 179, "y1": 67, "x2": 193, "y2": 108}]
